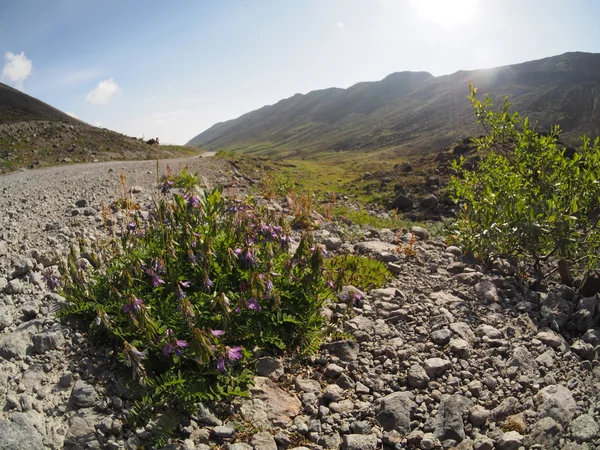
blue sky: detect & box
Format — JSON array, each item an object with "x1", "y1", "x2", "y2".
[{"x1": 1, "y1": 0, "x2": 599, "y2": 144}]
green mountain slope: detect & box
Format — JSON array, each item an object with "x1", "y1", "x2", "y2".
[{"x1": 187, "y1": 52, "x2": 600, "y2": 158}]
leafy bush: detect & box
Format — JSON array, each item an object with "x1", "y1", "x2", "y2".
[
  {"x1": 325, "y1": 254, "x2": 392, "y2": 291},
  {"x1": 449, "y1": 85, "x2": 600, "y2": 278},
  {"x1": 58, "y1": 177, "x2": 338, "y2": 443}
]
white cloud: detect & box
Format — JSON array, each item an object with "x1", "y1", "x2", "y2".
[
  {"x1": 66, "y1": 112, "x2": 79, "y2": 119},
  {"x1": 1, "y1": 51, "x2": 33, "y2": 91},
  {"x1": 86, "y1": 78, "x2": 120, "y2": 105},
  {"x1": 337, "y1": 22, "x2": 346, "y2": 29}
]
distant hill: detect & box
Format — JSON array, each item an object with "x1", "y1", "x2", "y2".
[
  {"x1": 0, "y1": 82, "x2": 196, "y2": 172},
  {"x1": 187, "y1": 52, "x2": 600, "y2": 158}
]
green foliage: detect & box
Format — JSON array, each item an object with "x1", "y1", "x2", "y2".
[
  {"x1": 325, "y1": 254, "x2": 392, "y2": 291},
  {"x1": 449, "y1": 85, "x2": 600, "y2": 276},
  {"x1": 57, "y1": 173, "x2": 336, "y2": 441},
  {"x1": 257, "y1": 172, "x2": 294, "y2": 200}
]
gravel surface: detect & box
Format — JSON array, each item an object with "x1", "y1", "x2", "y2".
[{"x1": 0, "y1": 155, "x2": 600, "y2": 450}]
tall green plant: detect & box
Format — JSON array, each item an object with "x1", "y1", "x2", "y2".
[{"x1": 449, "y1": 85, "x2": 600, "y2": 279}]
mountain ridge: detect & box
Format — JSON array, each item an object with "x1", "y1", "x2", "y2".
[{"x1": 187, "y1": 52, "x2": 600, "y2": 158}]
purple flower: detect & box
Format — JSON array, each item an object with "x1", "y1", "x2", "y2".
[
  {"x1": 210, "y1": 329, "x2": 225, "y2": 337},
  {"x1": 42, "y1": 269, "x2": 60, "y2": 291},
  {"x1": 163, "y1": 339, "x2": 189, "y2": 357},
  {"x1": 216, "y1": 356, "x2": 226, "y2": 372},
  {"x1": 188, "y1": 251, "x2": 197, "y2": 265},
  {"x1": 245, "y1": 298, "x2": 262, "y2": 312},
  {"x1": 216, "y1": 346, "x2": 243, "y2": 372},
  {"x1": 203, "y1": 277, "x2": 214, "y2": 291},
  {"x1": 151, "y1": 271, "x2": 165, "y2": 288},
  {"x1": 326, "y1": 280, "x2": 335, "y2": 290},
  {"x1": 265, "y1": 278, "x2": 273, "y2": 291},
  {"x1": 123, "y1": 296, "x2": 144, "y2": 313},
  {"x1": 126, "y1": 222, "x2": 137, "y2": 232},
  {"x1": 234, "y1": 248, "x2": 256, "y2": 266},
  {"x1": 160, "y1": 180, "x2": 174, "y2": 194},
  {"x1": 153, "y1": 258, "x2": 165, "y2": 273},
  {"x1": 180, "y1": 281, "x2": 191, "y2": 288},
  {"x1": 228, "y1": 346, "x2": 243, "y2": 360},
  {"x1": 188, "y1": 195, "x2": 200, "y2": 208}
]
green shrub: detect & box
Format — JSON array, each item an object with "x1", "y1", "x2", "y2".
[
  {"x1": 57, "y1": 177, "x2": 337, "y2": 444},
  {"x1": 325, "y1": 254, "x2": 392, "y2": 291},
  {"x1": 449, "y1": 85, "x2": 600, "y2": 278}
]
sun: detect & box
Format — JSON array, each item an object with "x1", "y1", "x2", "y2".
[{"x1": 411, "y1": 0, "x2": 479, "y2": 27}]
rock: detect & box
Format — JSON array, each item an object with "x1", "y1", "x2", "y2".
[
  {"x1": 449, "y1": 322, "x2": 476, "y2": 344},
  {"x1": 410, "y1": 226, "x2": 429, "y2": 241},
  {"x1": 435, "y1": 394, "x2": 473, "y2": 442},
  {"x1": 489, "y1": 396, "x2": 520, "y2": 422},
  {"x1": 570, "y1": 414, "x2": 599, "y2": 443},
  {"x1": 212, "y1": 425, "x2": 235, "y2": 438},
  {"x1": 256, "y1": 357, "x2": 284, "y2": 380},
  {"x1": 478, "y1": 324, "x2": 503, "y2": 339},
  {"x1": 528, "y1": 417, "x2": 563, "y2": 449},
  {"x1": 0, "y1": 320, "x2": 42, "y2": 359},
  {"x1": 446, "y1": 261, "x2": 465, "y2": 274},
  {"x1": 506, "y1": 346, "x2": 538, "y2": 377},
  {"x1": 323, "y1": 384, "x2": 344, "y2": 402},
  {"x1": 33, "y1": 248, "x2": 61, "y2": 267},
  {"x1": 536, "y1": 384, "x2": 577, "y2": 426},
  {"x1": 354, "y1": 241, "x2": 398, "y2": 256},
  {"x1": 0, "y1": 306, "x2": 13, "y2": 330},
  {"x1": 496, "y1": 431, "x2": 523, "y2": 450},
  {"x1": 5, "y1": 279, "x2": 23, "y2": 295},
  {"x1": 321, "y1": 340, "x2": 359, "y2": 362},
  {"x1": 32, "y1": 329, "x2": 65, "y2": 353},
  {"x1": 75, "y1": 198, "x2": 88, "y2": 207},
  {"x1": 239, "y1": 377, "x2": 301, "y2": 428},
  {"x1": 343, "y1": 434, "x2": 378, "y2": 450},
  {"x1": 323, "y1": 236, "x2": 342, "y2": 251},
  {"x1": 445, "y1": 246, "x2": 462, "y2": 257},
  {"x1": 420, "y1": 194, "x2": 438, "y2": 208},
  {"x1": 473, "y1": 435, "x2": 494, "y2": 450},
  {"x1": 431, "y1": 328, "x2": 453, "y2": 345},
  {"x1": 11, "y1": 257, "x2": 34, "y2": 277},
  {"x1": 324, "y1": 363, "x2": 344, "y2": 378},
  {"x1": 470, "y1": 405, "x2": 490, "y2": 427},
  {"x1": 536, "y1": 329, "x2": 568, "y2": 349},
  {"x1": 571, "y1": 339, "x2": 596, "y2": 361},
  {"x1": 407, "y1": 364, "x2": 430, "y2": 388},
  {"x1": 573, "y1": 309, "x2": 595, "y2": 333},
  {"x1": 295, "y1": 377, "x2": 321, "y2": 393},
  {"x1": 0, "y1": 240, "x2": 7, "y2": 256},
  {"x1": 70, "y1": 380, "x2": 98, "y2": 408},
  {"x1": 375, "y1": 391, "x2": 415, "y2": 432},
  {"x1": 449, "y1": 338, "x2": 471, "y2": 359},
  {"x1": 0, "y1": 413, "x2": 45, "y2": 450},
  {"x1": 251, "y1": 431, "x2": 277, "y2": 450},
  {"x1": 474, "y1": 281, "x2": 501, "y2": 303},
  {"x1": 20, "y1": 302, "x2": 39, "y2": 319},
  {"x1": 391, "y1": 193, "x2": 412, "y2": 211},
  {"x1": 424, "y1": 358, "x2": 452, "y2": 378},
  {"x1": 582, "y1": 329, "x2": 600, "y2": 346},
  {"x1": 131, "y1": 185, "x2": 144, "y2": 193},
  {"x1": 540, "y1": 292, "x2": 572, "y2": 331}
]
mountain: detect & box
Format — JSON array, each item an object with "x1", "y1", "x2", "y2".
[
  {"x1": 187, "y1": 52, "x2": 600, "y2": 158},
  {"x1": 0, "y1": 82, "x2": 195, "y2": 172}
]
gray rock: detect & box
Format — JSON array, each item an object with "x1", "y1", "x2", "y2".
[
  {"x1": 571, "y1": 339, "x2": 596, "y2": 361},
  {"x1": 478, "y1": 324, "x2": 503, "y2": 339},
  {"x1": 321, "y1": 340, "x2": 359, "y2": 362},
  {"x1": 536, "y1": 329, "x2": 568, "y2": 349},
  {"x1": 324, "y1": 363, "x2": 344, "y2": 378},
  {"x1": 323, "y1": 236, "x2": 342, "y2": 251},
  {"x1": 506, "y1": 346, "x2": 538, "y2": 377},
  {"x1": 449, "y1": 322, "x2": 476, "y2": 343},
  {"x1": 582, "y1": 328, "x2": 600, "y2": 346},
  {"x1": 342, "y1": 434, "x2": 377, "y2": 450},
  {"x1": 489, "y1": 396, "x2": 520, "y2": 422},
  {"x1": 32, "y1": 329, "x2": 65, "y2": 353},
  {"x1": 540, "y1": 292, "x2": 572, "y2": 331},
  {"x1": 226, "y1": 443, "x2": 251, "y2": 450},
  {"x1": 0, "y1": 320, "x2": 42, "y2": 359},
  {"x1": 571, "y1": 414, "x2": 599, "y2": 443},
  {"x1": 0, "y1": 240, "x2": 7, "y2": 256},
  {"x1": 0, "y1": 306, "x2": 13, "y2": 330},
  {"x1": 528, "y1": 417, "x2": 563, "y2": 449},
  {"x1": 434, "y1": 394, "x2": 473, "y2": 442},
  {"x1": 11, "y1": 257, "x2": 34, "y2": 277},
  {"x1": 578, "y1": 296, "x2": 597, "y2": 315},
  {"x1": 375, "y1": 391, "x2": 415, "y2": 432},
  {"x1": 449, "y1": 338, "x2": 471, "y2": 359},
  {"x1": 573, "y1": 309, "x2": 595, "y2": 333},
  {"x1": 496, "y1": 431, "x2": 523, "y2": 450},
  {"x1": 5, "y1": 279, "x2": 23, "y2": 295},
  {"x1": 420, "y1": 194, "x2": 438, "y2": 208},
  {"x1": 391, "y1": 193, "x2": 412, "y2": 211},
  {"x1": 194, "y1": 403, "x2": 222, "y2": 426},
  {"x1": 251, "y1": 431, "x2": 278, "y2": 450},
  {"x1": 70, "y1": 380, "x2": 98, "y2": 408},
  {"x1": 445, "y1": 246, "x2": 462, "y2": 257},
  {"x1": 20, "y1": 301, "x2": 39, "y2": 319},
  {"x1": 407, "y1": 364, "x2": 430, "y2": 388},
  {"x1": 323, "y1": 384, "x2": 344, "y2": 402},
  {"x1": 212, "y1": 425, "x2": 235, "y2": 438},
  {"x1": 470, "y1": 405, "x2": 490, "y2": 427},
  {"x1": 536, "y1": 384, "x2": 577, "y2": 425},
  {"x1": 475, "y1": 281, "x2": 501, "y2": 303},
  {"x1": 256, "y1": 356, "x2": 284, "y2": 380},
  {"x1": 0, "y1": 413, "x2": 45, "y2": 450},
  {"x1": 430, "y1": 328, "x2": 452, "y2": 345},
  {"x1": 75, "y1": 198, "x2": 88, "y2": 207},
  {"x1": 295, "y1": 377, "x2": 321, "y2": 393},
  {"x1": 410, "y1": 226, "x2": 429, "y2": 241},
  {"x1": 424, "y1": 358, "x2": 452, "y2": 378},
  {"x1": 354, "y1": 241, "x2": 398, "y2": 256}
]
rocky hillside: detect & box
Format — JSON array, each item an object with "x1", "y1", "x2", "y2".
[
  {"x1": 187, "y1": 52, "x2": 600, "y2": 158},
  {"x1": 0, "y1": 82, "x2": 197, "y2": 173},
  {"x1": 0, "y1": 156, "x2": 599, "y2": 449}
]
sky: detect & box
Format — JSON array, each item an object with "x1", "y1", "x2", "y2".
[{"x1": 1, "y1": 0, "x2": 599, "y2": 145}]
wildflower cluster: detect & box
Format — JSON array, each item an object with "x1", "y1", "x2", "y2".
[{"x1": 59, "y1": 177, "x2": 336, "y2": 429}]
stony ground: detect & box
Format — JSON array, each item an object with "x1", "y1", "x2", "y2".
[{"x1": 0, "y1": 156, "x2": 599, "y2": 450}]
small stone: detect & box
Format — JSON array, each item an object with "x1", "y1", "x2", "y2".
[
  {"x1": 295, "y1": 378, "x2": 321, "y2": 393},
  {"x1": 410, "y1": 226, "x2": 429, "y2": 241},
  {"x1": 323, "y1": 384, "x2": 344, "y2": 402},
  {"x1": 251, "y1": 431, "x2": 277, "y2": 450},
  {"x1": 430, "y1": 328, "x2": 452, "y2": 346},
  {"x1": 449, "y1": 338, "x2": 471, "y2": 359},
  {"x1": 375, "y1": 391, "x2": 415, "y2": 433},
  {"x1": 75, "y1": 199, "x2": 88, "y2": 207},
  {"x1": 407, "y1": 365, "x2": 430, "y2": 388},
  {"x1": 70, "y1": 380, "x2": 98, "y2": 408},
  {"x1": 32, "y1": 329, "x2": 65, "y2": 353},
  {"x1": 324, "y1": 363, "x2": 344, "y2": 378},
  {"x1": 496, "y1": 431, "x2": 523, "y2": 450},
  {"x1": 536, "y1": 384, "x2": 577, "y2": 426},
  {"x1": 470, "y1": 405, "x2": 490, "y2": 427},
  {"x1": 256, "y1": 357, "x2": 284, "y2": 380},
  {"x1": 5, "y1": 279, "x2": 24, "y2": 295},
  {"x1": 424, "y1": 358, "x2": 452, "y2": 378},
  {"x1": 342, "y1": 434, "x2": 377, "y2": 450}
]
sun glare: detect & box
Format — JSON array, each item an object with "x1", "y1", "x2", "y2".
[{"x1": 411, "y1": 0, "x2": 479, "y2": 27}]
